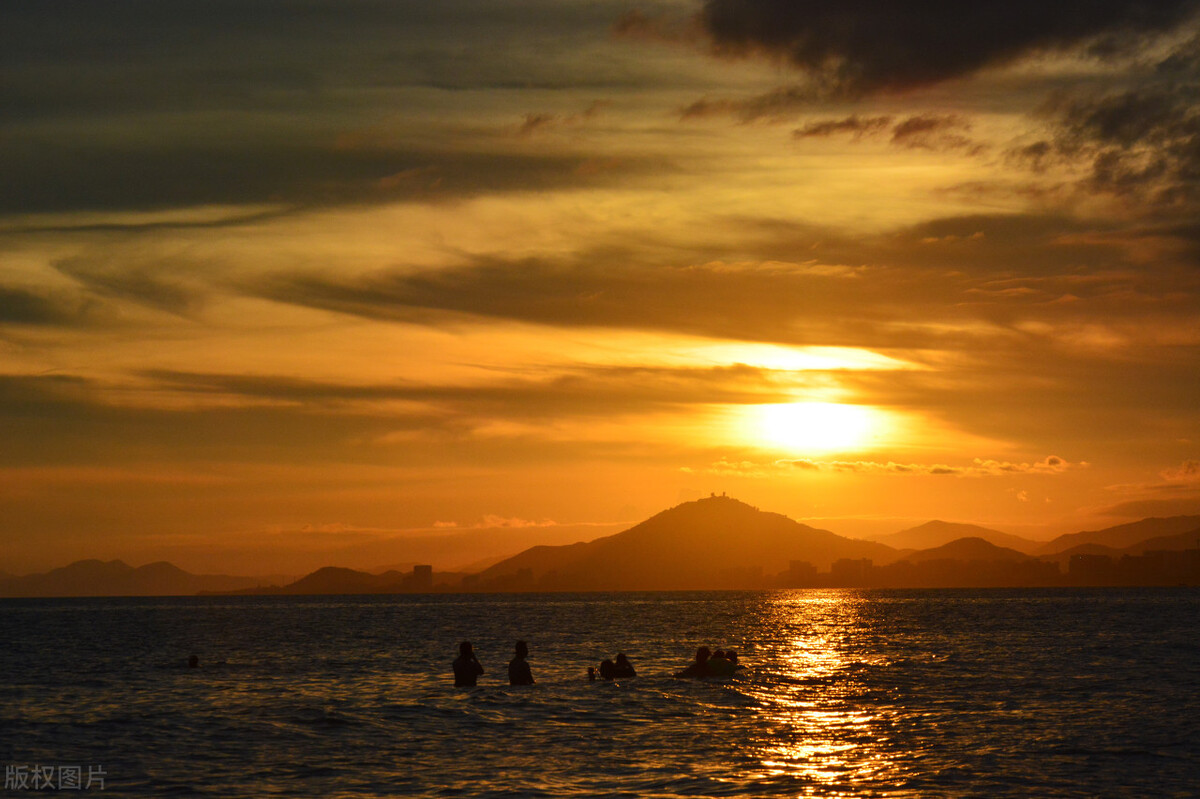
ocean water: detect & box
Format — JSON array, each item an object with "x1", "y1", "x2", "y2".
[{"x1": 2, "y1": 589, "x2": 1197, "y2": 798}]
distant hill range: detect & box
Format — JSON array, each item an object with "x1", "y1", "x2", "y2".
[
  {"x1": 1038, "y1": 530, "x2": 1200, "y2": 567},
  {"x1": 473, "y1": 495, "x2": 896, "y2": 591},
  {"x1": 864, "y1": 520, "x2": 1041, "y2": 554},
  {"x1": 0, "y1": 559, "x2": 269, "y2": 597},
  {"x1": 216, "y1": 565, "x2": 464, "y2": 595},
  {"x1": 1036, "y1": 516, "x2": 1200, "y2": 555},
  {"x1": 4, "y1": 502, "x2": 1198, "y2": 596},
  {"x1": 901, "y1": 537, "x2": 1031, "y2": 564}
]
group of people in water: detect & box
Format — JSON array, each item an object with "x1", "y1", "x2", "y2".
[
  {"x1": 589, "y1": 652, "x2": 636, "y2": 681},
  {"x1": 675, "y1": 646, "x2": 741, "y2": 678},
  {"x1": 452, "y1": 641, "x2": 742, "y2": 686}
]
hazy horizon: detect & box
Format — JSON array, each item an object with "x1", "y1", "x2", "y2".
[
  {"x1": 7, "y1": 499, "x2": 1081, "y2": 578},
  {"x1": 4, "y1": 1, "x2": 1200, "y2": 575},
  {"x1": 11, "y1": 494, "x2": 1197, "y2": 582}
]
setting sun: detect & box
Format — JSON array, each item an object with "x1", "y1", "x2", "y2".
[
  {"x1": 752, "y1": 402, "x2": 880, "y2": 453},
  {"x1": 2, "y1": 0, "x2": 1197, "y2": 581}
]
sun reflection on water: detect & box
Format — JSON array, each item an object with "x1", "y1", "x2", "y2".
[{"x1": 740, "y1": 591, "x2": 897, "y2": 794}]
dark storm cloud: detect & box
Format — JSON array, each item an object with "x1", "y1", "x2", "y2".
[{"x1": 697, "y1": 0, "x2": 1200, "y2": 96}]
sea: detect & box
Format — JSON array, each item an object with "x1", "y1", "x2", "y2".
[{"x1": 2, "y1": 589, "x2": 1197, "y2": 798}]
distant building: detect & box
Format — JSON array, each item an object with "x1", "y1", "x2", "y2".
[
  {"x1": 831, "y1": 558, "x2": 873, "y2": 586},
  {"x1": 781, "y1": 560, "x2": 818, "y2": 587},
  {"x1": 409, "y1": 564, "x2": 433, "y2": 592}
]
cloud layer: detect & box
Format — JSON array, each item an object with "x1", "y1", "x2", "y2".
[
  {"x1": 698, "y1": 0, "x2": 1200, "y2": 95},
  {"x1": 2, "y1": 0, "x2": 1199, "y2": 571}
]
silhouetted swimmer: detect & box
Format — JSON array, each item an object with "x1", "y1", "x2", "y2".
[
  {"x1": 588, "y1": 666, "x2": 596, "y2": 682},
  {"x1": 707, "y1": 649, "x2": 735, "y2": 677},
  {"x1": 599, "y1": 659, "x2": 616, "y2": 680},
  {"x1": 453, "y1": 641, "x2": 484, "y2": 687},
  {"x1": 187, "y1": 654, "x2": 199, "y2": 669},
  {"x1": 613, "y1": 652, "x2": 636, "y2": 678},
  {"x1": 675, "y1": 646, "x2": 711, "y2": 679},
  {"x1": 508, "y1": 640, "x2": 534, "y2": 686}
]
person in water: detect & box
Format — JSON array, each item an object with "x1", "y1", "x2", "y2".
[
  {"x1": 453, "y1": 641, "x2": 484, "y2": 687},
  {"x1": 508, "y1": 640, "x2": 534, "y2": 685},
  {"x1": 613, "y1": 652, "x2": 636, "y2": 678},
  {"x1": 675, "y1": 646, "x2": 711, "y2": 678},
  {"x1": 599, "y1": 658, "x2": 617, "y2": 680},
  {"x1": 707, "y1": 649, "x2": 735, "y2": 677}
]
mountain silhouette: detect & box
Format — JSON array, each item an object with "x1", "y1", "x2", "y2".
[
  {"x1": 211, "y1": 564, "x2": 468, "y2": 595},
  {"x1": 901, "y1": 537, "x2": 1031, "y2": 564},
  {"x1": 477, "y1": 495, "x2": 897, "y2": 590},
  {"x1": 1039, "y1": 529, "x2": 1200, "y2": 567},
  {"x1": 869, "y1": 520, "x2": 1040, "y2": 554},
  {"x1": 282, "y1": 566, "x2": 404, "y2": 594},
  {"x1": 0, "y1": 559, "x2": 269, "y2": 597},
  {"x1": 10, "y1": 507, "x2": 1199, "y2": 597},
  {"x1": 1037, "y1": 516, "x2": 1200, "y2": 555}
]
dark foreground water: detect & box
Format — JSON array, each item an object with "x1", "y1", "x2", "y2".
[{"x1": 2, "y1": 589, "x2": 1198, "y2": 798}]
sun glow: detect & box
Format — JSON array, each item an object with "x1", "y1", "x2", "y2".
[{"x1": 752, "y1": 402, "x2": 881, "y2": 453}]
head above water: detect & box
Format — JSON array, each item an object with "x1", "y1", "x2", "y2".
[
  {"x1": 696, "y1": 646, "x2": 711, "y2": 663},
  {"x1": 459, "y1": 641, "x2": 474, "y2": 658},
  {"x1": 514, "y1": 640, "x2": 528, "y2": 658}
]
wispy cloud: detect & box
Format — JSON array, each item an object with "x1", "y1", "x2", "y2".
[
  {"x1": 794, "y1": 115, "x2": 893, "y2": 138},
  {"x1": 1093, "y1": 459, "x2": 1200, "y2": 518},
  {"x1": 515, "y1": 101, "x2": 610, "y2": 136},
  {"x1": 692, "y1": 455, "x2": 1084, "y2": 477}
]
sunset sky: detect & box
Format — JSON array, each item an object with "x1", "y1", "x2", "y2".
[{"x1": 3, "y1": 0, "x2": 1200, "y2": 574}]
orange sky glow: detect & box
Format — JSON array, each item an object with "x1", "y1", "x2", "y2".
[{"x1": 3, "y1": 1, "x2": 1200, "y2": 574}]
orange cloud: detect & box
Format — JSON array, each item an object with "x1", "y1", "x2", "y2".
[{"x1": 696, "y1": 455, "x2": 1084, "y2": 477}]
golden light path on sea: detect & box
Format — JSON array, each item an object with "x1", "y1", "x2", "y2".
[{"x1": 739, "y1": 593, "x2": 897, "y2": 794}]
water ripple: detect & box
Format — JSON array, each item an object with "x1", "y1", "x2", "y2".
[{"x1": 1, "y1": 589, "x2": 1197, "y2": 797}]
